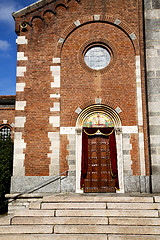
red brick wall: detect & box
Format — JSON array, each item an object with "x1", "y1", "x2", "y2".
[{"x1": 14, "y1": 0, "x2": 149, "y2": 177}]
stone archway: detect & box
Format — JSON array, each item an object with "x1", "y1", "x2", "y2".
[{"x1": 75, "y1": 104, "x2": 124, "y2": 193}]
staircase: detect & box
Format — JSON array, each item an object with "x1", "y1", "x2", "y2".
[{"x1": 1, "y1": 194, "x2": 160, "y2": 239}]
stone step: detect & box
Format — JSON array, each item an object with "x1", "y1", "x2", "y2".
[
  {"x1": 109, "y1": 217, "x2": 160, "y2": 226},
  {"x1": 0, "y1": 216, "x2": 11, "y2": 225},
  {"x1": 30, "y1": 201, "x2": 160, "y2": 210},
  {"x1": 14, "y1": 210, "x2": 55, "y2": 217},
  {"x1": 0, "y1": 225, "x2": 53, "y2": 234},
  {"x1": 10, "y1": 216, "x2": 160, "y2": 226},
  {"x1": 0, "y1": 235, "x2": 54, "y2": 240},
  {"x1": 41, "y1": 202, "x2": 106, "y2": 209},
  {"x1": 55, "y1": 209, "x2": 159, "y2": 217},
  {"x1": 43, "y1": 195, "x2": 154, "y2": 203},
  {"x1": 54, "y1": 225, "x2": 160, "y2": 234},
  {"x1": 11, "y1": 216, "x2": 108, "y2": 225},
  {"x1": 107, "y1": 203, "x2": 160, "y2": 210},
  {"x1": 2, "y1": 194, "x2": 160, "y2": 239},
  {"x1": 0, "y1": 234, "x2": 108, "y2": 240},
  {"x1": 0, "y1": 235, "x2": 160, "y2": 240},
  {"x1": 108, "y1": 235, "x2": 160, "y2": 240}
]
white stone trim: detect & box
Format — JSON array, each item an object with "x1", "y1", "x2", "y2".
[
  {"x1": 74, "y1": 20, "x2": 81, "y2": 26},
  {"x1": 13, "y1": 132, "x2": 26, "y2": 176},
  {"x1": 16, "y1": 36, "x2": 28, "y2": 45},
  {"x1": 129, "y1": 32, "x2": 137, "y2": 40},
  {"x1": 3, "y1": 120, "x2": 7, "y2": 124},
  {"x1": 49, "y1": 116, "x2": 60, "y2": 127},
  {"x1": 76, "y1": 130, "x2": 83, "y2": 193},
  {"x1": 135, "y1": 56, "x2": 146, "y2": 176},
  {"x1": 58, "y1": 38, "x2": 64, "y2": 44},
  {"x1": 48, "y1": 132, "x2": 60, "y2": 175},
  {"x1": 50, "y1": 102, "x2": 60, "y2": 112},
  {"x1": 53, "y1": 58, "x2": 60, "y2": 64},
  {"x1": 75, "y1": 107, "x2": 82, "y2": 114},
  {"x1": 17, "y1": 52, "x2": 28, "y2": 61},
  {"x1": 95, "y1": 98, "x2": 101, "y2": 104},
  {"x1": 114, "y1": 19, "x2": 121, "y2": 25},
  {"x1": 17, "y1": 67, "x2": 26, "y2": 77},
  {"x1": 15, "y1": 101, "x2": 26, "y2": 111},
  {"x1": 115, "y1": 107, "x2": 122, "y2": 114},
  {"x1": 60, "y1": 127, "x2": 76, "y2": 135},
  {"x1": 15, "y1": 117, "x2": 26, "y2": 128},
  {"x1": 122, "y1": 126, "x2": 138, "y2": 134},
  {"x1": 50, "y1": 66, "x2": 60, "y2": 88},
  {"x1": 14, "y1": 132, "x2": 22, "y2": 140},
  {"x1": 139, "y1": 132, "x2": 146, "y2": 176},
  {"x1": 94, "y1": 15, "x2": 100, "y2": 21},
  {"x1": 135, "y1": 56, "x2": 143, "y2": 126},
  {"x1": 16, "y1": 83, "x2": 26, "y2": 92},
  {"x1": 116, "y1": 133, "x2": 124, "y2": 192},
  {"x1": 50, "y1": 94, "x2": 60, "y2": 99},
  {"x1": 50, "y1": 66, "x2": 60, "y2": 75}
]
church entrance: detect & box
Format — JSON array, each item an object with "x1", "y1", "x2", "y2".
[
  {"x1": 84, "y1": 135, "x2": 116, "y2": 193},
  {"x1": 76, "y1": 108, "x2": 122, "y2": 193},
  {"x1": 80, "y1": 127, "x2": 119, "y2": 193}
]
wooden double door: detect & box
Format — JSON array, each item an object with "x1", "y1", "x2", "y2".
[{"x1": 84, "y1": 135, "x2": 116, "y2": 193}]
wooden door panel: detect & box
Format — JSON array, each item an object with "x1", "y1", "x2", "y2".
[{"x1": 84, "y1": 135, "x2": 116, "y2": 193}]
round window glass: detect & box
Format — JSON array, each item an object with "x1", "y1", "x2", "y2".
[{"x1": 84, "y1": 46, "x2": 111, "y2": 70}]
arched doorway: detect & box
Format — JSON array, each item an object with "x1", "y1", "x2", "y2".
[{"x1": 76, "y1": 105, "x2": 124, "y2": 193}]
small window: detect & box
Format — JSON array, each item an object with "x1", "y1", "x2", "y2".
[
  {"x1": 84, "y1": 45, "x2": 111, "y2": 70},
  {"x1": 0, "y1": 126, "x2": 11, "y2": 140}
]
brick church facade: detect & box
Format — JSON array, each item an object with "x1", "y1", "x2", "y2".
[{"x1": 0, "y1": 0, "x2": 160, "y2": 193}]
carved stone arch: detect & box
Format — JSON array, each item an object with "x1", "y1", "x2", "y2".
[
  {"x1": 70, "y1": 100, "x2": 125, "y2": 127},
  {"x1": 55, "y1": 15, "x2": 139, "y2": 57},
  {"x1": 75, "y1": 104, "x2": 124, "y2": 193},
  {"x1": 76, "y1": 104, "x2": 122, "y2": 128}
]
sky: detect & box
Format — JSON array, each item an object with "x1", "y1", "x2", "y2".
[{"x1": 0, "y1": 0, "x2": 37, "y2": 95}]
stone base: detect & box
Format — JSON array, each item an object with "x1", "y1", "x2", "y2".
[
  {"x1": 11, "y1": 176, "x2": 76, "y2": 193},
  {"x1": 124, "y1": 176, "x2": 151, "y2": 193},
  {"x1": 11, "y1": 175, "x2": 151, "y2": 194},
  {"x1": 151, "y1": 175, "x2": 160, "y2": 193}
]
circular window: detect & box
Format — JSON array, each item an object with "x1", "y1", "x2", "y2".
[{"x1": 84, "y1": 45, "x2": 111, "y2": 70}]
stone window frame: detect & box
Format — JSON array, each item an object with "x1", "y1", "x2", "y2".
[
  {"x1": 78, "y1": 38, "x2": 117, "y2": 74},
  {"x1": 83, "y1": 43, "x2": 112, "y2": 71}
]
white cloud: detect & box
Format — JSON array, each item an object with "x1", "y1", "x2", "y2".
[
  {"x1": 0, "y1": 0, "x2": 22, "y2": 26},
  {"x1": 0, "y1": 40, "x2": 10, "y2": 51}
]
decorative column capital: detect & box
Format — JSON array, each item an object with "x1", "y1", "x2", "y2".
[
  {"x1": 115, "y1": 128, "x2": 122, "y2": 135},
  {"x1": 76, "y1": 128, "x2": 82, "y2": 135}
]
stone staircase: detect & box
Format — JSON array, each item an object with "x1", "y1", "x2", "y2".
[{"x1": 1, "y1": 194, "x2": 160, "y2": 239}]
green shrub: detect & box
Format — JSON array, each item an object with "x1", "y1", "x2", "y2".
[{"x1": 0, "y1": 137, "x2": 13, "y2": 214}]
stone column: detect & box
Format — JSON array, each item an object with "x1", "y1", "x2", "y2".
[{"x1": 144, "y1": 0, "x2": 160, "y2": 192}]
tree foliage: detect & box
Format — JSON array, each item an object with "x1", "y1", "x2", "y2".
[{"x1": 0, "y1": 137, "x2": 13, "y2": 214}]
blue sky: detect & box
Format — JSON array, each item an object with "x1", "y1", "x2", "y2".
[{"x1": 0, "y1": 0, "x2": 37, "y2": 95}]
